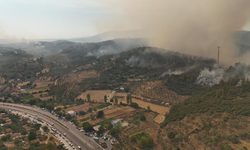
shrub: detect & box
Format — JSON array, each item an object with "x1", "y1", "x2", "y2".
[
  {"x1": 140, "y1": 115, "x2": 146, "y2": 121},
  {"x1": 97, "y1": 110, "x2": 104, "y2": 118},
  {"x1": 130, "y1": 102, "x2": 139, "y2": 108},
  {"x1": 167, "y1": 132, "x2": 176, "y2": 139},
  {"x1": 82, "y1": 122, "x2": 93, "y2": 132}
]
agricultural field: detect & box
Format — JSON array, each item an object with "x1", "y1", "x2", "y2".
[
  {"x1": 32, "y1": 92, "x2": 53, "y2": 101},
  {"x1": 89, "y1": 105, "x2": 136, "y2": 124},
  {"x1": 120, "y1": 112, "x2": 161, "y2": 150},
  {"x1": 34, "y1": 81, "x2": 53, "y2": 89},
  {"x1": 113, "y1": 92, "x2": 128, "y2": 104},
  {"x1": 17, "y1": 81, "x2": 30, "y2": 87},
  {"x1": 131, "y1": 80, "x2": 189, "y2": 104},
  {"x1": 76, "y1": 70, "x2": 100, "y2": 79},
  {"x1": 76, "y1": 90, "x2": 113, "y2": 102},
  {"x1": 132, "y1": 98, "x2": 170, "y2": 115},
  {"x1": 64, "y1": 103, "x2": 99, "y2": 112}
]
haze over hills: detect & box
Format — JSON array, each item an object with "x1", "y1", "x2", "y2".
[{"x1": 2, "y1": 32, "x2": 250, "y2": 149}]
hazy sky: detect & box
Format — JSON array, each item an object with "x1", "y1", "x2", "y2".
[
  {"x1": 1, "y1": 0, "x2": 250, "y2": 40},
  {"x1": 0, "y1": 0, "x2": 124, "y2": 39}
]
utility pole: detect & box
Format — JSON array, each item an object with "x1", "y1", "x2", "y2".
[{"x1": 217, "y1": 46, "x2": 220, "y2": 66}]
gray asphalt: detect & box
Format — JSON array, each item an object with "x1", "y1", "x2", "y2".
[{"x1": 0, "y1": 103, "x2": 110, "y2": 150}]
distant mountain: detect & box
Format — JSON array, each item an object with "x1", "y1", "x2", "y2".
[
  {"x1": 68, "y1": 30, "x2": 148, "y2": 43},
  {"x1": 1, "y1": 40, "x2": 77, "y2": 57}
]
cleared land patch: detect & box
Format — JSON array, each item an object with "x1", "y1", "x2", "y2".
[
  {"x1": 76, "y1": 90, "x2": 112, "y2": 102},
  {"x1": 154, "y1": 114, "x2": 165, "y2": 124},
  {"x1": 132, "y1": 98, "x2": 169, "y2": 115}
]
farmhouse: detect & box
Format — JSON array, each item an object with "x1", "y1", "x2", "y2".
[
  {"x1": 93, "y1": 125, "x2": 101, "y2": 131},
  {"x1": 67, "y1": 110, "x2": 76, "y2": 116}
]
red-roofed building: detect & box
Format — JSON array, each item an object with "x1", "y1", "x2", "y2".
[
  {"x1": 22, "y1": 125, "x2": 31, "y2": 130},
  {"x1": 4, "y1": 121, "x2": 12, "y2": 125},
  {"x1": 5, "y1": 128, "x2": 12, "y2": 133},
  {"x1": 12, "y1": 133, "x2": 20, "y2": 139},
  {"x1": 3, "y1": 117, "x2": 9, "y2": 120}
]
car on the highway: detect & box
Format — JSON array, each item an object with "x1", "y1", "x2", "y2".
[{"x1": 78, "y1": 146, "x2": 81, "y2": 150}]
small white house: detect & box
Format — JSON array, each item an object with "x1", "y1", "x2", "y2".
[
  {"x1": 111, "y1": 119, "x2": 122, "y2": 127},
  {"x1": 67, "y1": 110, "x2": 76, "y2": 116}
]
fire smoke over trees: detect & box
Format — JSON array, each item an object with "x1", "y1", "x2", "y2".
[{"x1": 100, "y1": 0, "x2": 250, "y2": 65}]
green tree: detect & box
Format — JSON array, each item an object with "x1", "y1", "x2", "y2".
[
  {"x1": 88, "y1": 107, "x2": 93, "y2": 112},
  {"x1": 115, "y1": 98, "x2": 118, "y2": 105},
  {"x1": 147, "y1": 106, "x2": 151, "y2": 112},
  {"x1": 97, "y1": 110, "x2": 104, "y2": 118},
  {"x1": 110, "y1": 99, "x2": 114, "y2": 102},
  {"x1": 140, "y1": 114, "x2": 146, "y2": 121},
  {"x1": 28, "y1": 129, "x2": 37, "y2": 141},
  {"x1": 65, "y1": 114, "x2": 72, "y2": 120},
  {"x1": 79, "y1": 111, "x2": 86, "y2": 116},
  {"x1": 0, "y1": 141, "x2": 7, "y2": 150},
  {"x1": 42, "y1": 126, "x2": 48, "y2": 132},
  {"x1": 139, "y1": 136, "x2": 154, "y2": 147},
  {"x1": 104, "y1": 95, "x2": 107, "y2": 103},
  {"x1": 82, "y1": 122, "x2": 93, "y2": 132},
  {"x1": 167, "y1": 131, "x2": 176, "y2": 139},
  {"x1": 46, "y1": 141, "x2": 54, "y2": 150},
  {"x1": 87, "y1": 93, "x2": 91, "y2": 102},
  {"x1": 21, "y1": 129, "x2": 27, "y2": 135},
  {"x1": 45, "y1": 103, "x2": 54, "y2": 111},
  {"x1": 96, "y1": 126, "x2": 105, "y2": 135},
  {"x1": 1, "y1": 134, "x2": 11, "y2": 141},
  {"x1": 130, "y1": 102, "x2": 139, "y2": 108},
  {"x1": 33, "y1": 123, "x2": 41, "y2": 130},
  {"x1": 126, "y1": 95, "x2": 130, "y2": 105},
  {"x1": 130, "y1": 135, "x2": 137, "y2": 143}
]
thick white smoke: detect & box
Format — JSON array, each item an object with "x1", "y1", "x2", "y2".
[
  {"x1": 196, "y1": 63, "x2": 250, "y2": 86},
  {"x1": 98, "y1": 0, "x2": 250, "y2": 65}
]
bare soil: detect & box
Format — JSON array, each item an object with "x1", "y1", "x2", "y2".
[
  {"x1": 154, "y1": 114, "x2": 165, "y2": 124},
  {"x1": 131, "y1": 80, "x2": 189, "y2": 104},
  {"x1": 64, "y1": 103, "x2": 99, "y2": 112},
  {"x1": 76, "y1": 90, "x2": 112, "y2": 102},
  {"x1": 132, "y1": 98, "x2": 170, "y2": 115}
]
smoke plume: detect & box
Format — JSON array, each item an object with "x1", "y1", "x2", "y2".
[
  {"x1": 99, "y1": 0, "x2": 250, "y2": 65},
  {"x1": 196, "y1": 63, "x2": 250, "y2": 86}
]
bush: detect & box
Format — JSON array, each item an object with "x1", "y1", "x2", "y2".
[
  {"x1": 130, "y1": 135, "x2": 137, "y2": 143},
  {"x1": 42, "y1": 126, "x2": 48, "y2": 132},
  {"x1": 130, "y1": 102, "x2": 139, "y2": 108},
  {"x1": 140, "y1": 115, "x2": 146, "y2": 121},
  {"x1": 28, "y1": 129, "x2": 37, "y2": 141},
  {"x1": 138, "y1": 136, "x2": 154, "y2": 148},
  {"x1": 97, "y1": 110, "x2": 104, "y2": 118},
  {"x1": 1, "y1": 134, "x2": 11, "y2": 141},
  {"x1": 82, "y1": 122, "x2": 93, "y2": 132},
  {"x1": 167, "y1": 132, "x2": 176, "y2": 139}
]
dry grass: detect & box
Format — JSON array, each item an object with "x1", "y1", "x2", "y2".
[
  {"x1": 33, "y1": 92, "x2": 53, "y2": 101},
  {"x1": 131, "y1": 80, "x2": 189, "y2": 104},
  {"x1": 77, "y1": 70, "x2": 100, "y2": 79},
  {"x1": 17, "y1": 81, "x2": 30, "y2": 87},
  {"x1": 154, "y1": 114, "x2": 165, "y2": 124},
  {"x1": 64, "y1": 103, "x2": 99, "y2": 112},
  {"x1": 34, "y1": 81, "x2": 53, "y2": 89},
  {"x1": 132, "y1": 98, "x2": 170, "y2": 115},
  {"x1": 89, "y1": 105, "x2": 136, "y2": 124},
  {"x1": 76, "y1": 90, "x2": 112, "y2": 102}
]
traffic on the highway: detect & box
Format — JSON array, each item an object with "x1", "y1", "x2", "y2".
[{"x1": 0, "y1": 102, "x2": 112, "y2": 150}]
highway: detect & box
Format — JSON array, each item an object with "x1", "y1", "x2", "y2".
[{"x1": 0, "y1": 103, "x2": 110, "y2": 150}]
